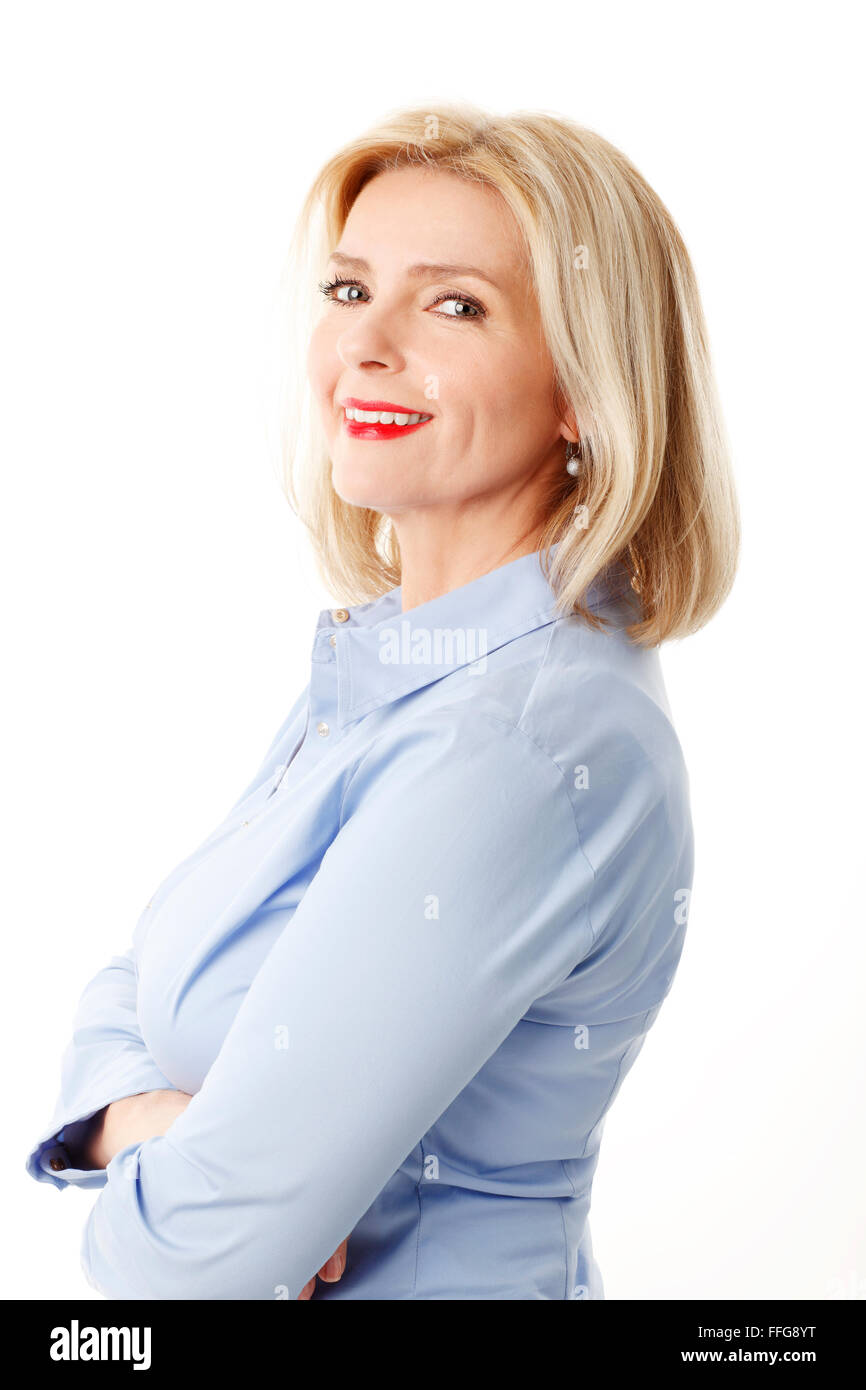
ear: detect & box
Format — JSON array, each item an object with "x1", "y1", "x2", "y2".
[{"x1": 552, "y1": 385, "x2": 581, "y2": 446}]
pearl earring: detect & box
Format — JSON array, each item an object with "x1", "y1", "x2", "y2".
[{"x1": 565, "y1": 439, "x2": 583, "y2": 476}]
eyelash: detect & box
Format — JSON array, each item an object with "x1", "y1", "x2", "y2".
[{"x1": 317, "y1": 276, "x2": 487, "y2": 321}]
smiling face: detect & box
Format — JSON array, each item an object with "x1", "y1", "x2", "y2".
[{"x1": 307, "y1": 166, "x2": 575, "y2": 531}]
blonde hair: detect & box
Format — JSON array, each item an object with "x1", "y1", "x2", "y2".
[{"x1": 273, "y1": 102, "x2": 739, "y2": 646}]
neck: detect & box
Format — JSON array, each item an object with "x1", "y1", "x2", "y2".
[{"x1": 392, "y1": 507, "x2": 549, "y2": 613}]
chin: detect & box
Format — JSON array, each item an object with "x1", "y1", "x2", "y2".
[{"x1": 331, "y1": 461, "x2": 421, "y2": 512}]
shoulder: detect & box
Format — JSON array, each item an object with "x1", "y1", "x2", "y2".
[
  {"x1": 344, "y1": 612, "x2": 689, "y2": 842},
  {"x1": 336, "y1": 620, "x2": 693, "y2": 964},
  {"x1": 404, "y1": 611, "x2": 688, "y2": 802},
  {"x1": 341, "y1": 698, "x2": 570, "y2": 827},
  {"x1": 525, "y1": 617, "x2": 690, "y2": 792}
]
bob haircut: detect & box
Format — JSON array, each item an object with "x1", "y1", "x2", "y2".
[{"x1": 273, "y1": 101, "x2": 739, "y2": 646}]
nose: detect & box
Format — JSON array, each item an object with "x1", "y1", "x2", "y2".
[{"x1": 336, "y1": 303, "x2": 407, "y2": 375}]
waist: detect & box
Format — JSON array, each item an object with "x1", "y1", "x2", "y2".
[{"x1": 312, "y1": 1171, "x2": 601, "y2": 1300}]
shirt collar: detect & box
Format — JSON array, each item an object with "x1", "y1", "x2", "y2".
[{"x1": 322, "y1": 544, "x2": 631, "y2": 726}]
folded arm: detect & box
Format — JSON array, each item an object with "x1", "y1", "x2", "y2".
[
  {"x1": 79, "y1": 709, "x2": 671, "y2": 1299},
  {"x1": 26, "y1": 689, "x2": 310, "y2": 1191},
  {"x1": 26, "y1": 948, "x2": 181, "y2": 1189}
]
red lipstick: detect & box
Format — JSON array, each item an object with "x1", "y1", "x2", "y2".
[{"x1": 340, "y1": 397, "x2": 434, "y2": 442}]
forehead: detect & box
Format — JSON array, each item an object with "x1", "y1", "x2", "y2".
[{"x1": 337, "y1": 167, "x2": 527, "y2": 280}]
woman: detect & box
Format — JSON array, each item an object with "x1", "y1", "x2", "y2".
[{"x1": 26, "y1": 103, "x2": 738, "y2": 1300}]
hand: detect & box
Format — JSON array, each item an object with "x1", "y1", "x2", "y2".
[
  {"x1": 297, "y1": 1237, "x2": 348, "y2": 1300},
  {"x1": 86, "y1": 1089, "x2": 193, "y2": 1169}
]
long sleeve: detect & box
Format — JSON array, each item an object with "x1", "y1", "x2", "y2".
[
  {"x1": 26, "y1": 949, "x2": 179, "y2": 1190},
  {"x1": 26, "y1": 686, "x2": 311, "y2": 1192},
  {"x1": 79, "y1": 707, "x2": 675, "y2": 1299}
]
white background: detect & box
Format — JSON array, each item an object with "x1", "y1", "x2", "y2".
[{"x1": 2, "y1": 0, "x2": 863, "y2": 1301}]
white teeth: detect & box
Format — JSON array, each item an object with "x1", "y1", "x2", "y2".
[{"x1": 344, "y1": 408, "x2": 431, "y2": 425}]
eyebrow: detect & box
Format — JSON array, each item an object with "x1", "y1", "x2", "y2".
[{"x1": 328, "y1": 251, "x2": 501, "y2": 291}]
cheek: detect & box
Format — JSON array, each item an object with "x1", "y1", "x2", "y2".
[
  {"x1": 306, "y1": 322, "x2": 337, "y2": 402},
  {"x1": 430, "y1": 349, "x2": 497, "y2": 431}
]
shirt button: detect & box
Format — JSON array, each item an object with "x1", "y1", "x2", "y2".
[
  {"x1": 49, "y1": 1156, "x2": 67, "y2": 1171},
  {"x1": 332, "y1": 608, "x2": 349, "y2": 623},
  {"x1": 328, "y1": 634, "x2": 337, "y2": 647},
  {"x1": 317, "y1": 721, "x2": 330, "y2": 738}
]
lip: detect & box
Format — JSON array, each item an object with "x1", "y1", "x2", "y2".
[
  {"x1": 340, "y1": 396, "x2": 434, "y2": 442},
  {"x1": 341, "y1": 397, "x2": 432, "y2": 415}
]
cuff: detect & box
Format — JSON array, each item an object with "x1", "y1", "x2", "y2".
[{"x1": 27, "y1": 1115, "x2": 109, "y2": 1191}]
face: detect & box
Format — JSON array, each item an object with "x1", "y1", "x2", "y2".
[{"x1": 307, "y1": 166, "x2": 574, "y2": 523}]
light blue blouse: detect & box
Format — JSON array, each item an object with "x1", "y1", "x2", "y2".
[{"x1": 26, "y1": 545, "x2": 694, "y2": 1300}]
